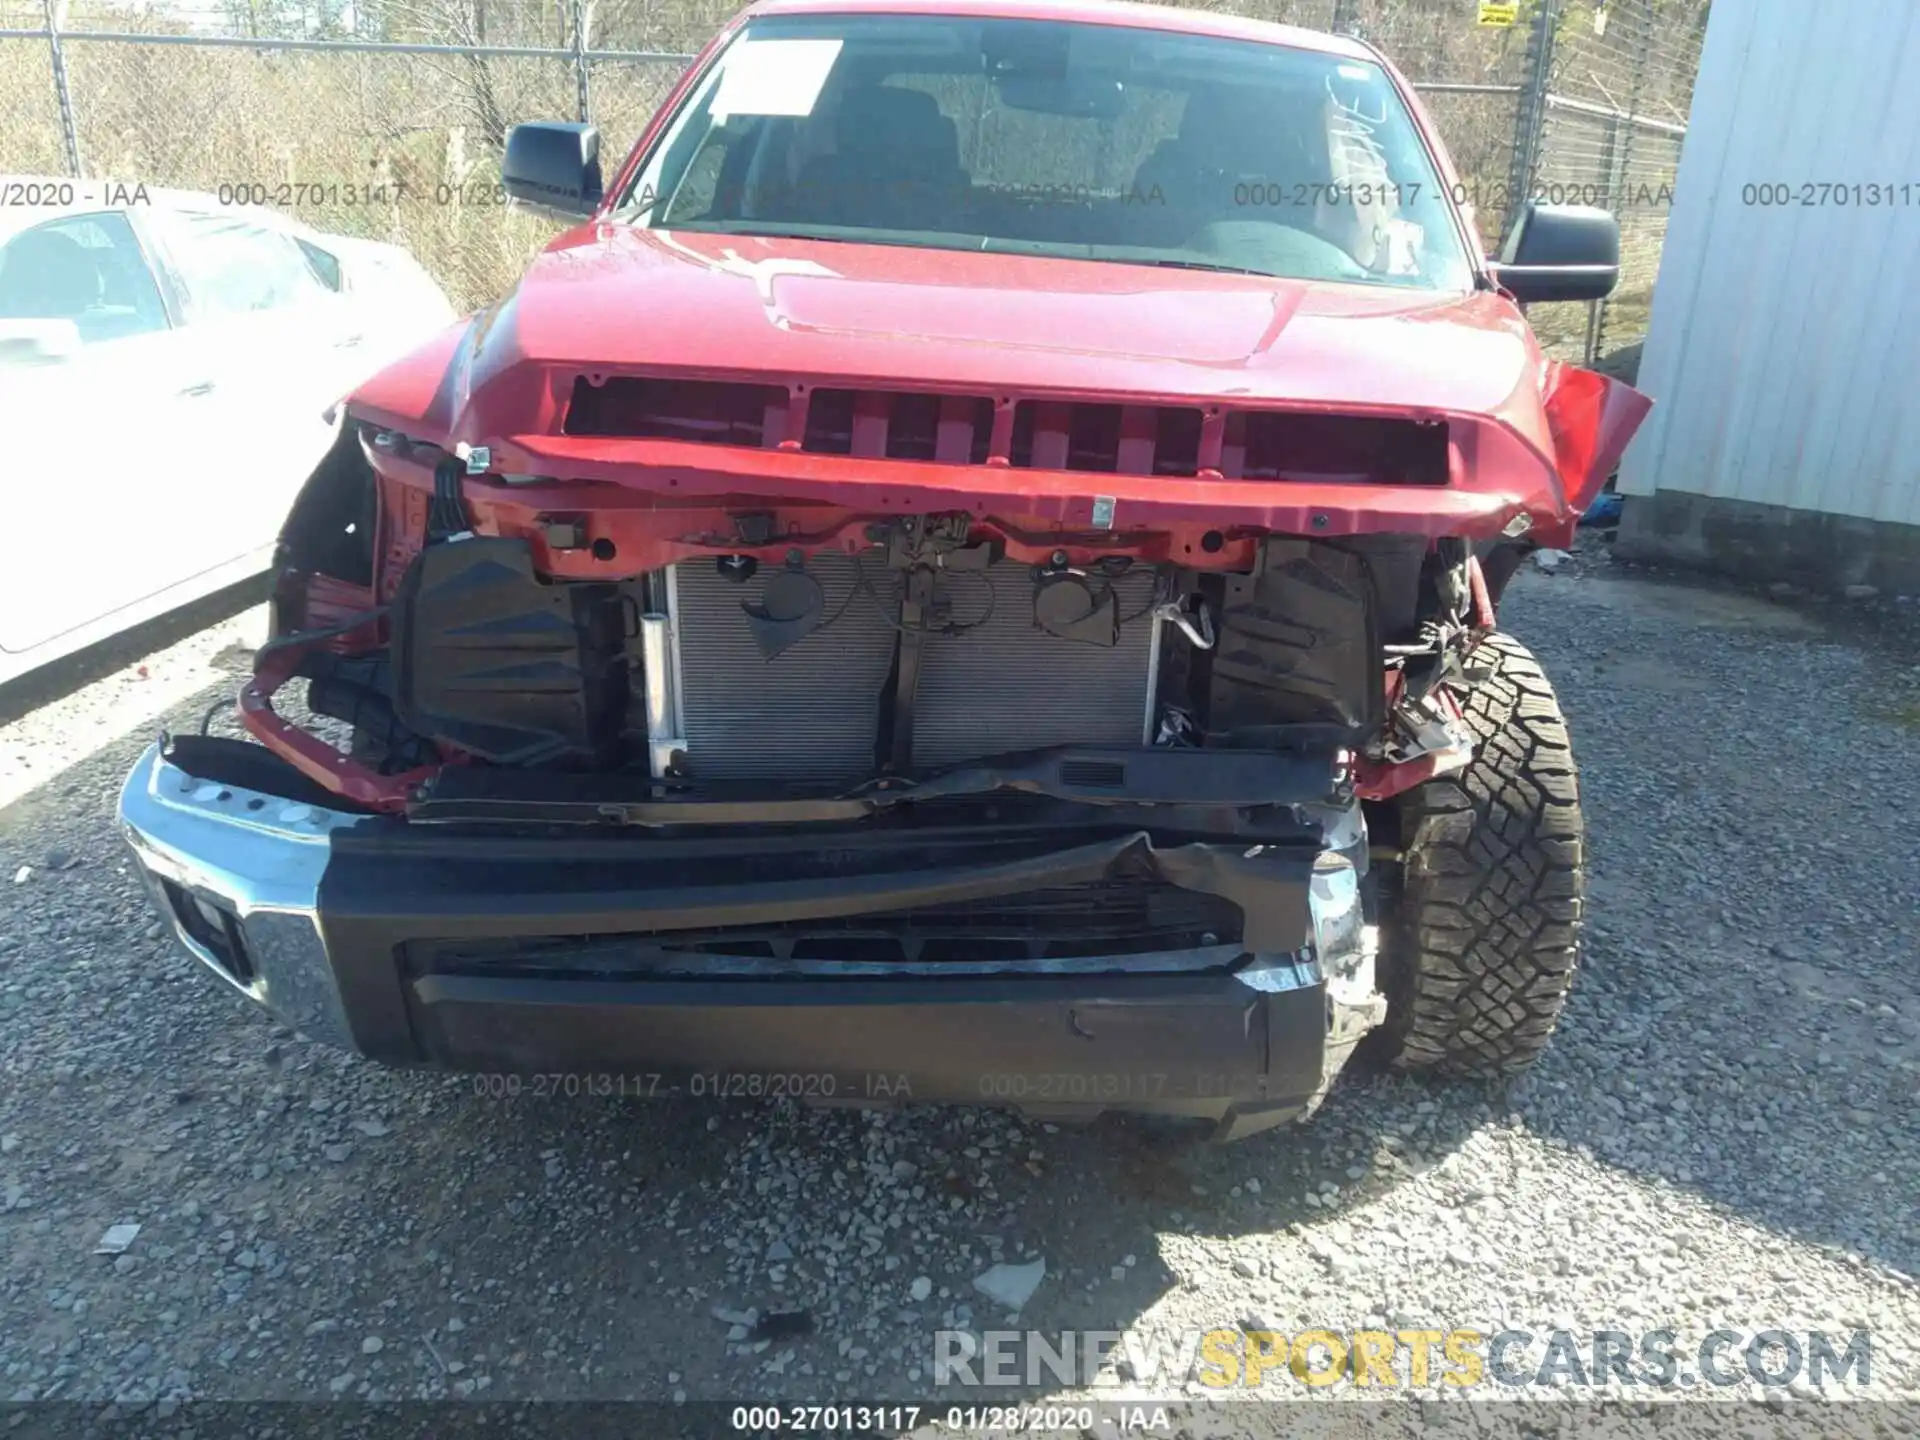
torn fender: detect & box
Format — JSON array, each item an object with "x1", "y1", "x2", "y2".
[{"x1": 1534, "y1": 361, "x2": 1653, "y2": 546}]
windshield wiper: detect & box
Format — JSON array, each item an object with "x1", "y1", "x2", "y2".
[
  {"x1": 642, "y1": 221, "x2": 941, "y2": 249},
  {"x1": 1138, "y1": 258, "x2": 1278, "y2": 278}
]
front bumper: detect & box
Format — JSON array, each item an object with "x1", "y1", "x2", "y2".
[{"x1": 120, "y1": 743, "x2": 1382, "y2": 1138}]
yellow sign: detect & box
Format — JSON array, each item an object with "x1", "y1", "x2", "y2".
[{"x1": 1478, "y1": 0, "x2": 1519, "y2": 24}]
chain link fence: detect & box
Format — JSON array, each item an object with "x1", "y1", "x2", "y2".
[
  {"x1": 2, "y1": 0, "x2": 1706, "y2": 365},
  {"x1": 1533, "y1": 0, "x2": 1704, "y2": 372}
]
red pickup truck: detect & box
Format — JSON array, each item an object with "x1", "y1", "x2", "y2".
[{"x1": 121, "y1": 0, "x2": 1648, "y2": 1140}]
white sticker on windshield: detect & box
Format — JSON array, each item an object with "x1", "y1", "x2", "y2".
[
  {"x1": 1384, "y1": 218, "x2": 1426, "y2": 276},
  {"x1": 710, "y1": 39, "x2": 843, "y2": 123}
]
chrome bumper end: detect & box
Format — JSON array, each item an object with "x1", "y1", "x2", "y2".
[{"x1": 117, "y1": 743, "x2": 358, "y2": 1051}]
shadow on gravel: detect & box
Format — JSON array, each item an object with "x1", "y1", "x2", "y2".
[
  {"x1": 0, "y1": 663, "x2": 1491, "y2": 1406},
  {"x1": 4, "y1": 566, "x2": 1914, "y2": 1412},
  {"x1": 212, "y1": 1067, "x2": 1489, "y2": 1408},
  {"x1": 1491, "y1": 565, "x2": 1920, "y2": 1282}
]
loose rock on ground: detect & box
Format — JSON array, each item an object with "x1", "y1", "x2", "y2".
[{"x1": 0, "y1": 560, "x2": 1915, "y2": 1434}]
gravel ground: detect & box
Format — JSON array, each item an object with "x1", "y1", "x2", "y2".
[{"x1": 0, "y1": 554, "x2": 1916, "y2": 1436}]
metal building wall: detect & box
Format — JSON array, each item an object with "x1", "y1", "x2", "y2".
[{"x1": 1618, "y1": 2, "x2": 1920, "y2": 530}]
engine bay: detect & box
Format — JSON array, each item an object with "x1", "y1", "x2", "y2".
[
  {"x1": 237, "y1": 418, "x2": 1507, "y2": 818},
  {"x1": 290, "y1": 510, "x2": 1387, "y2": 797}
]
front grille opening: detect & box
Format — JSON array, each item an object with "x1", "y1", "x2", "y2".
[
  {"x1": 562, "y1": 376, "x2": 786, "y2": 446},
  {"x1": 1153, "y1": 407, "x2": 1204, "y2": 476},
  {"x1": 802, "y1": 388, "x2": 857, "y2": 455},
  {"x1": 1008, "y1": 403, "x2": 1204, "y2": 474},
  {"x1": 1009, "y1": 401, "x2": 1037, "y2": 468},
  {"x1": 423, "y1": 881, "x2": 1244, "y2": 971},
  {"x1": 160, "y1": 880, "x2": 255, "y2": 984},
  {"x1": 1065, "y1": 403, "x2": 1123, "y2": 472},
  {"x1": 886, "y1": 393, "x2": 943, "y2": 461},
  {"x1": 884, "y1": 393, "x2": 993, "y2": 464},
  {"x1": 1231, "y1": 411, "x2": 1450, "y2": 484},
  {"x1": 802, "y1": 390, "x2": 992, "y2": 463}
]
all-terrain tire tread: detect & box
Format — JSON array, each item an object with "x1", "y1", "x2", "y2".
[{"x1": 1385, "y1": 631, "x2": 1583, "y2": 1076}]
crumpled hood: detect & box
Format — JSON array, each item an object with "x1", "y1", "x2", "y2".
[
  {"x1": 346, "y1": 223, "x2": 1649, "y2": 547},
  {"x1": 483, "y1": 224, "x2": 1540, "y2": 415}
]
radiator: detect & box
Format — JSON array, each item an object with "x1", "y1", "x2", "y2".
[{"x1": 668, "y1": 553, "x2": 1159, "y2": 782}]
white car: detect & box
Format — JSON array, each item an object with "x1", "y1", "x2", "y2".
[{"x1": 0, "y1": 181, "x2": 458, "y2": 686}]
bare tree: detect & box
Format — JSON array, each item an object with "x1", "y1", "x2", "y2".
[{"x1": 377, "y1": 0, "x2": 511, "y2": 147}]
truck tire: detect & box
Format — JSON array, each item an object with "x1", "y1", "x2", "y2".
[{"x1": 1378, "y1": 631, "x2": 1583, "y2": 1075}]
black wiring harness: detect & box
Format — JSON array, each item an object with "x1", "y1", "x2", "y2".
[{"x1": 426, "y1": 455, "x2": 473, "y2": 540}]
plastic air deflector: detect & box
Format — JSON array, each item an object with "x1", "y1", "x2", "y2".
[
  {"x1": 389, "y1": 538, "x2": 627, "y2": 766},
  {"x1": 1207, "y1": 538, "x2": 1381, "y2": 747}
]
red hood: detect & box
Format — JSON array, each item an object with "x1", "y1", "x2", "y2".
[
  {"x1": 531, "y1": 226, "x2": 1539, "y2": 407},
  {"x1": 348, "y1": 224, "x2": 1649, "y2": 551},
  {"x1": 385, "y1": 225, "x2": 1542, "y2": 415}
]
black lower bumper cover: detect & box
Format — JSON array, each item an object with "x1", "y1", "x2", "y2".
[{"x1": 310, "y1": 822, "x2": 1341, "y2": 1133}]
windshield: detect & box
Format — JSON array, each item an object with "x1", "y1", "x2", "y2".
[{"x1": 617, "y1": 14, "x2": 1473, "y2": 291}]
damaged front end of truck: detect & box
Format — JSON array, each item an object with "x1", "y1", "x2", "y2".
[
  {"x1": 119, "y1": 0, "x2": 1650, "y2": 1136},
  {"x1": 118, "y1": 305, "x2": 1641, "y2": 1136}
]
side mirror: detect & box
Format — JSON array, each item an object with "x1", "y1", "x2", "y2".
[
  {"x1": 0, "y1": 318, "x2": 82, "y2": 366},
  {"x1": 501, "y1": 121, "x2": 605, "y2": 220},
  {"x1": 1489, "y1": 202, "x2": 1620, "y2": 303}
]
